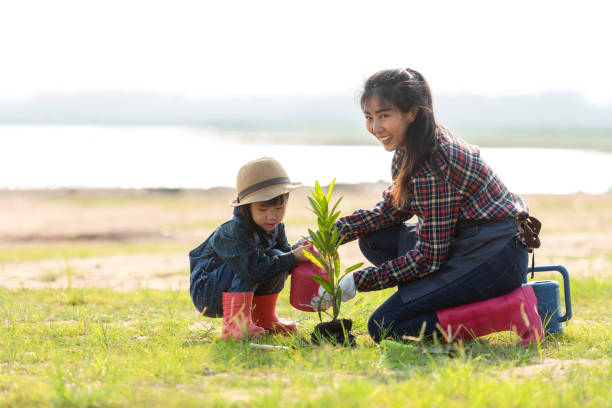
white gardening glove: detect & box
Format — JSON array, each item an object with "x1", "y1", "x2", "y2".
[
  {"x1": 337, "y1": 272, "x2": 357, "y2": 302},
  {"x1": 310, "y1": 286, "x2": 332, "y2": 311},
  {"x1": 309, "y1": 272, "x2": 356, "y2": 311}
]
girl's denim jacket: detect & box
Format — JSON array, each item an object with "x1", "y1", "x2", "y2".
[{"x1": 189, "y1": 207, "x2": 297, "y2": 285}]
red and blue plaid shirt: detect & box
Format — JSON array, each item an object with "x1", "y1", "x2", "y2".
[{"x1": 337, "y1": 124, "x2": 529, "y2": 292}]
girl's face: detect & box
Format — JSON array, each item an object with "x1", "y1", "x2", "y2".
[
  {"x1": 250, "y1": 200, "x2": 287, "y2": 231},
  {"x1": 363, "y1": 96, "x2": 417, "y2": 152}
]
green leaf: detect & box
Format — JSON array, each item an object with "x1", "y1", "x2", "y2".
[
  {"x1": 315, "y1": 230, "x2": 333, "y2": 255},
  {"x1": 335, "y1": 285, "x2": 342, "y2": 316},
  {"x1": 310, "y1": 229, "x2": 323, "y2": 247},
  {"x1": 344, "y1": 262, "x2": 364, "y2": 274},
  {"x1": 317, "y1": 219, "x2": 327, "y2": 236},
  {"x1": 322, "y1": 197, "x2": 329, "y2": 218},
  {"x1": 306, "y1": 228, "x2": 322, "y2": 249},
  {"x1": 328, "y1": 210, "x2": 341, "y2": 227},
  {"x1": 329, "y1": 195, "x2": 343, "y2": 217},
  {"x1": 306, "y1": 232, "x2": 332, "y2": 272},
  {"x1": 307, "y1": 197, "x2": 323, "y2": 218},
  {"x1": 333, "y1": 254, "x2": 341, "y2": 280},
  {"x1": 326, "y1": 178, "x2": 336, "y2": 202},
  {"x1": 325, "y1": 216, "x2": 337, "y2": 234},
  {"x1": 314, "y1": 181, "x2": 324, "y2": 201},
  {"x1": 312, "y1": 274, "x2": 333, "y2": 295},
  {"x1": 331, "y1": 228, "x2": 340, "y2": 248}
]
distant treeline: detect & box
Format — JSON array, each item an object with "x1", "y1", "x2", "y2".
[{"x1": 1, "y1": 91, "x2": 611, "y2": 150}]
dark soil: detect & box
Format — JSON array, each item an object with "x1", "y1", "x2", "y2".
[{"x1": 311, "y1": 319, "x2": 356, "y2": 347}]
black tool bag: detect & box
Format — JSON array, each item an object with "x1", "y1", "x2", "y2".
[{"x1": 519, "y1": 215, "x2": 542, "y2": 277}]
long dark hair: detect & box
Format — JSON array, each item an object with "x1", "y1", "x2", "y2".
[{"x1": 361, "y1": 68, "x2": 437, "y2": 208}]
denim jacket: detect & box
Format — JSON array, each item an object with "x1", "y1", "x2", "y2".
[{"x1": 189, "y1": 207, "x2": 297, "y2": 285}]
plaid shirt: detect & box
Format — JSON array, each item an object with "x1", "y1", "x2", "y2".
[{"x1": 336, "y1": 124, "x2": 529, "y2": 292}]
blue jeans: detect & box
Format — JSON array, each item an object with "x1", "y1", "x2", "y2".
[
  {"x1": 360, "y1": 224, "x2": 528, "y2": 342},
  {"x1": 190, "y1": 249, "x2": 289, "y2": 317}
]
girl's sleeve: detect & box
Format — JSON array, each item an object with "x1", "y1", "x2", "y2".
[
  {"x1": 212, "y1": 225, "x2": 297, "y2": 284},
  {"x1": 334, "y1": 184, "x2": 413, "y2": 244},
  {"x1": 352, "y1": 175, "x2": 461, "y2": 291}
]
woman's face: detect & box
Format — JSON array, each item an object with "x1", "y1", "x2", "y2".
[{"x1": 363, "y1": 96, "x2": 417, "y2": 152}]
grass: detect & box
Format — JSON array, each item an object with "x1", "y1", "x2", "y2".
[
  {"x1": 1, "y1": 277, "x2": 611, "y2": 407},
  {"x1": 2, "y1": 191, "x2": 612, "y2": 406},
  {"x1": 0, "y1": 242, "x2": 190, "y2": 263}
]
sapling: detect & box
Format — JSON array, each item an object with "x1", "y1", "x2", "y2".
[{"x1": 302, "y1": 179, "x2": 363, "y2": 324}]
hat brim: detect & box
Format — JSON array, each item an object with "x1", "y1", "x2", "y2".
[{"x1": 230, "y1": 182, "x2": 302, "y2": 207}]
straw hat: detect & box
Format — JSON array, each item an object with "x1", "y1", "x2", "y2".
[{"x1": 230, "y1": 157, "x2": 301, "y2": 207}]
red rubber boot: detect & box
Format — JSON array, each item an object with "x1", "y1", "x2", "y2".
[
  {"x1": 252, "y1": 294, "x2": 298, "y2": 335},
  {"x1": 436, "y1": 285, "x2": 544, "y2": 345},
  {"x1": 221, "y1": 292, "x2": 265, "y2": 340}
]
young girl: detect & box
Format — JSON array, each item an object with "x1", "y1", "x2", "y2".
[
  {"x1": 313, "y1": 68, "x2": 543, "y2": 345},
  {"x1": 189, "y1": 157, "x2": 312, "y2": 340}
]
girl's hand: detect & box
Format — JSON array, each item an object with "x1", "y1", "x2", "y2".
[
  {"x1": 291, "y1": 235, "x2": 311, "y2": 250},
  {"x1": 291, "y1": 241, "x2": 313, "y2": 263}
]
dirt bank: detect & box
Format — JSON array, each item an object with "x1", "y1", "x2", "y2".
[{"x1": 1, "y1": 187, "x2": 610, "y2": 289}]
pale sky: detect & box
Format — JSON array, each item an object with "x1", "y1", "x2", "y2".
[{"x1": 1, "y1": 0, "x2": 611, "y2": 105}]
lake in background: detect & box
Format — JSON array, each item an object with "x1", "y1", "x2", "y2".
[{"x1": 1, "y1": 125, "x2": 611, "y2": 194}]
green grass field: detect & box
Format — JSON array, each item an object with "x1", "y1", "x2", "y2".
[
  {"x1": 1, "y1": 280, "x2": 611, "y2": 407},
  {"x1": 1, "y1": 190, "x2": 611, "y2": 407}
]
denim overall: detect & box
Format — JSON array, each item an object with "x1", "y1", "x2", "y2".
[
  {"x1": 362, "y1": 218, "x2": 528, "y2": 341},
  {"x1": 189, "y1": 217, "x2": 290, "y2": 318}
]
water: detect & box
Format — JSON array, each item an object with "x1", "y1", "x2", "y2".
[{"x1": 1, "y1": 125, "x2": 611, "y2": 194}]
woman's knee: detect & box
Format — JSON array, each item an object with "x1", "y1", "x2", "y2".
[
  {"x1": 358, "y1": 235, "x2": 396, "y2": 267},
  {"x1": 358, "y1": 227, "x2": 395, "y2": 251},
  {"x1": 357, "y1": 235, "x2": 373, "y2": 256}
]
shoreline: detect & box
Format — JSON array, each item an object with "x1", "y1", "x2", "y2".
[
  {"x1": 1, "y1": 123, "x2": 611, "y2": 151},
  {"x1": 0, "y1": 182, "x2": 390, "y2": 196}
]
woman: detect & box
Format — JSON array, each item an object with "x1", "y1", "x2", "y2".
[{"x1": 316, "y1": 68, "x2": 543, "y2": 345}]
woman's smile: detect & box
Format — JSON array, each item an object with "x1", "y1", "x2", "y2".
[
  {"x1": 363, "y1": 96, "x2": 416, "y2": 152},
  {"x1": 377, "y1": 135, "x2": 393, "y2": 145}
]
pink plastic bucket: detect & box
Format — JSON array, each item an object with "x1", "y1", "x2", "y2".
[{"x1": 290, "y1": 261, "x2": 329, "y2": 312}]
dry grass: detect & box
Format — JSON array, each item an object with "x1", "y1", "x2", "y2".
[{"x1": 1, "y1": 187, "x2": 611, "y2": 290}]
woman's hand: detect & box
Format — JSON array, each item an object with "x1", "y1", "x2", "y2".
[
  {"x1": 291, "y1": 241, "x2": 313, "y2": 263},
  {"x1": 310, "y1": 272, "x2": 357, "y2": 310}
]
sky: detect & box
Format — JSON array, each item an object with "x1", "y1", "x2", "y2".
[{"x1": 1, "y1": 0, "x2": 611, "y2": 105}]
